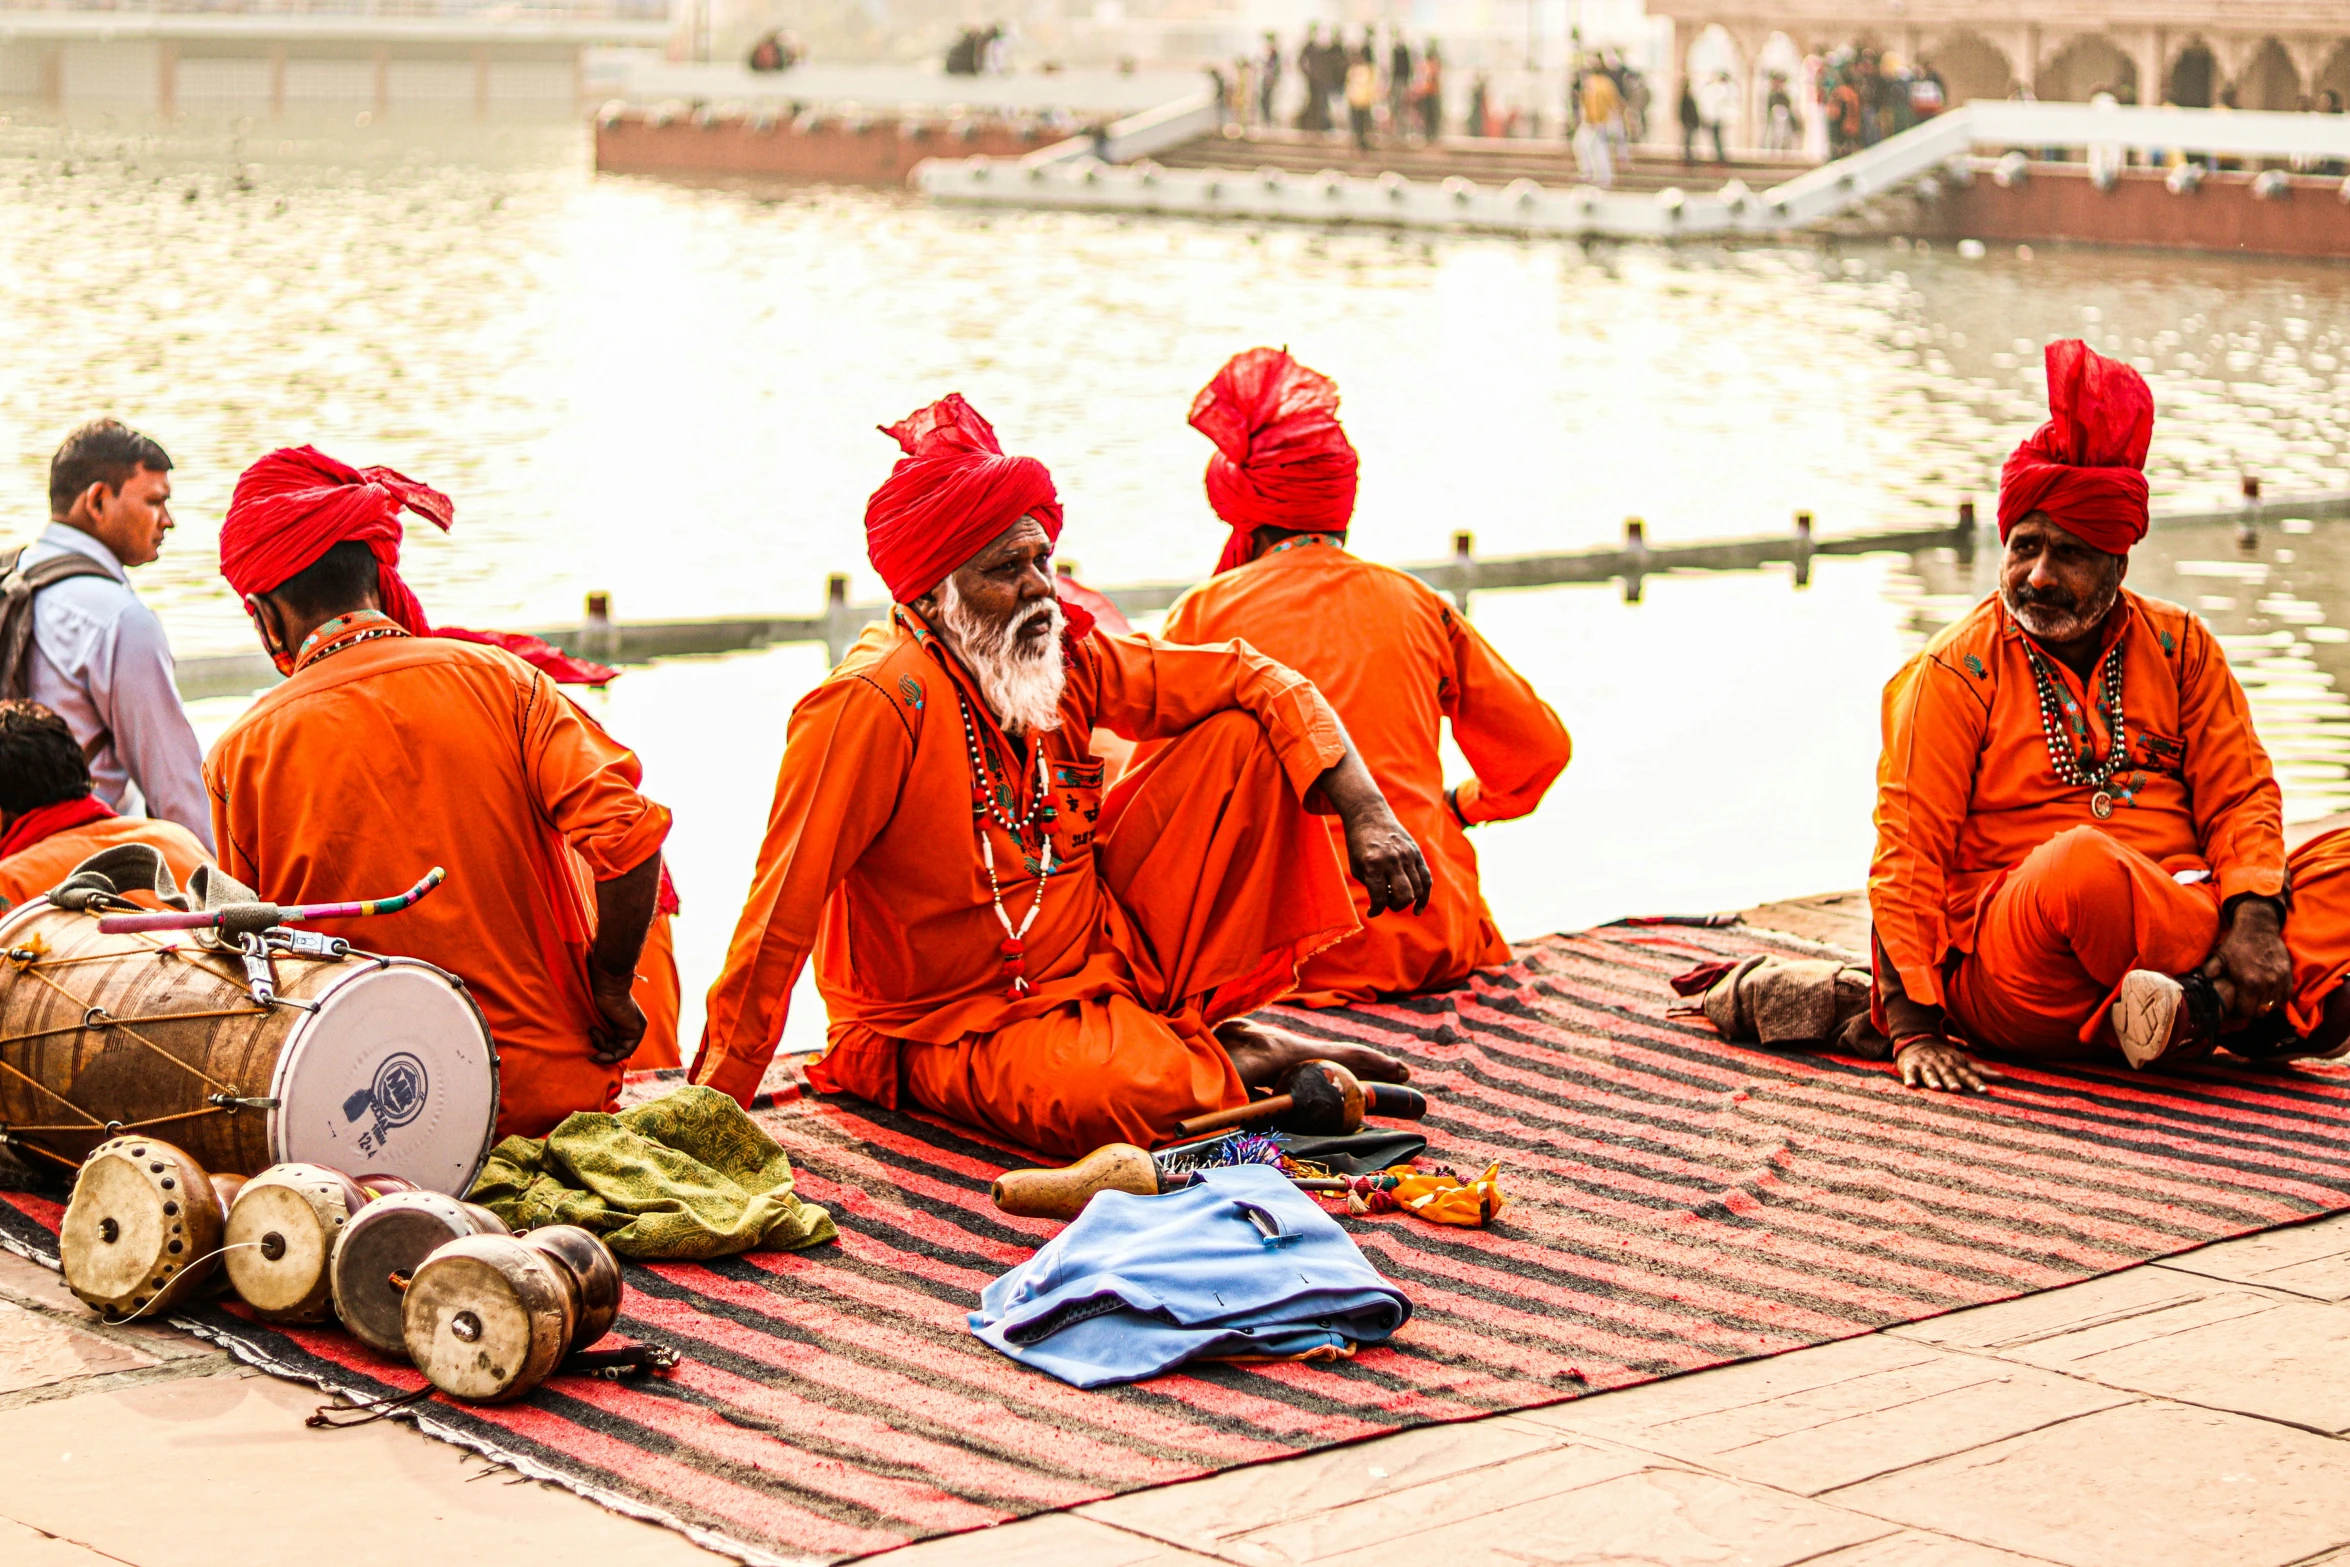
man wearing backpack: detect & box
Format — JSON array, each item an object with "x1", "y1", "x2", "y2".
[{"x1": 4, "y1": 420, "x2": 211, "y2": 850}]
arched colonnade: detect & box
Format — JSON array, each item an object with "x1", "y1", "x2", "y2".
[{"x1": 1648, "y1": 8, "x2": 2350, "y2": 158}]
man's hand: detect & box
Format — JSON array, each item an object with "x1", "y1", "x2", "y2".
[
  {"x1": 587, "y1": 966, "x2": 648, "y2": 1066},
  {"x1": 1895, "y1": 1035, "x2": 1997, "y2": 1093},
  {"x1": 1343, "y1": 800, "x2": 1433, "y2": 916},
  {"x1": 1314, "y1": 745, "x2": 1433, "y2": 917},
  {"x1": 2202, "y1": 897, "x2": 2291, "y2": 1025}
]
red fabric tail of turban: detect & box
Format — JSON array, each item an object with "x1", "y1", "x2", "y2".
[
  {"x1": 1996, "y1": 339, "x2": 2155, "y2": 555},
  {"x1": 221, "y1": 445, "x2": 617, "y2": 686},
  {"x1": 865, "y1": 395, "x2": 1068, "y2": 608},
  {"x1": 1189, "y1": 347, "x2": 1360, "y2": 576}
]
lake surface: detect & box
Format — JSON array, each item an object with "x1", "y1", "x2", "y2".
[{"x1": 6, "y1": 110, "x2": 2350, "y2": 1050}]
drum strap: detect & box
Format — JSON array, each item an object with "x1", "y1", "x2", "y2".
[{"x1": 48, "y1": 843, "x2": 195, "y2": 913}]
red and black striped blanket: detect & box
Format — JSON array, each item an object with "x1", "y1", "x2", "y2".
[{"x1": 5, "y1": 921, "x2": 2347, "y2": 1565}]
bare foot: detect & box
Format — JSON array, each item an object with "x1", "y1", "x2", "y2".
[{"x1": 1214, "y1": 1016, "x2": 1410, "y2": 1093}]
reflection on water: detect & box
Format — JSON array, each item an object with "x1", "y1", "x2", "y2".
[
  {"x1": 8, "y1": 115, "x2": 2350, "y2": 645},
  {"x1": 13, "y1": 113, "x2": 2350, "y2": 1041}
]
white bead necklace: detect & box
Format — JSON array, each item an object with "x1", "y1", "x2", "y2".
[{"x1": 959, "y1": 693, "x2": 1058, "y2": 998}]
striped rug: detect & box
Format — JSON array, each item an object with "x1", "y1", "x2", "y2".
[{"x1": 6, "y1": 919, "x2": 2350, "y2": 1566}]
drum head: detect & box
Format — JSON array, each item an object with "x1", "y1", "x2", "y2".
[
  {"x1": 270, "y1": 960, "x2": 497, "y2": 1196},
  {"x1": 60, "y1": 1141, "x2": 220, "y2": 1318},
  {"x1": 223, "y1": 1170, "x2": 346, "y2": 1322},
  {"x1": 404, "y1": 1241, "x2": 572, "y2": 1403},
  {"x1": 330, "y1": 1193, "x2": 506, "y2": 1359}
]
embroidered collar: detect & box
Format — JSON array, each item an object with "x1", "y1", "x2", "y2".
[
  {"x1": 1262, "y1": 532, "x2": 1345, "y2": 560},
  {"x1": 294, "y1": 609, "x2": 410, "y2": 674}
]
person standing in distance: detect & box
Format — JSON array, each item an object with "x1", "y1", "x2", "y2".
[{"x1": 14, "y1": 420, "x2": 211, "y2": 851}]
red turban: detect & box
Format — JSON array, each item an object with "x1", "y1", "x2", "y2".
[
  {"x1": 1189, "y1": 348, "x2": 1360, "y2": 575},
  {"x1": 221, "y1": 445, "x2": 616, "y2": 685},
  {"x1": 1997, "y1": 340, "x2": 2155, "y2": 555},
  {"x1": 865, "y1": 395, "x2": 1065, "y2": 605}
]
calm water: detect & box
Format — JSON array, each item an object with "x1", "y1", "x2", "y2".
[{"x1": 6, "y1": 112, "x2": 2350, "y2": 1048}]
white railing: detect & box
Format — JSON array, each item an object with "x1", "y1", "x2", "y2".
[
  {"x1": 920, "y1": 100, "x2": 2350, "y2": 239},
  {"x1": 1020, "y1": 90, "x2": 1221, "y2": 167}
]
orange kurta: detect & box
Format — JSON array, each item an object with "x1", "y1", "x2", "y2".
[
  {"x1": 626, "y1": 909, "x2": 683, "y2": 1071},
  {"x1": 694, "y1": 609, "x2": 1357, "y2": 1157},
  {"x1": 207, "y1": 628, "x2": 672, "y2": 1139},
  {"x1": 0, "y1": 815, "x2": 213, "y2": 912},
  {"x1": 1871, "y1": 589, "x2": 2286, "y2": 1050},
  {"x1": 1161, "y1": 539, "x2": 1570, "y2": 1005}
]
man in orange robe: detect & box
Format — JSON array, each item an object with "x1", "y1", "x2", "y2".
[
  {"x1": 1872, "y1": 341, "x2": 2350, "y2": 1088},
  {"x1": 694, "y1": 395, "x2": 1433, "y2": 1158},
  {"x1": 206, "y1": 449, "x2": 672, "y2": 1139},
  {"x1": 0, "y1": 700, "x2": 210, "y2": 910},
  {"x1": 1162, "y1": 348, "x2": 1571, "y2": 1004}
]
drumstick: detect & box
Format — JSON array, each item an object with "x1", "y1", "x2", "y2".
[{"x1": 97, "y1": 868, "x2": 447, "y2": 934}]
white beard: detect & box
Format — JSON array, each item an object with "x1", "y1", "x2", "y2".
[
  {"x1": 938, "y1": 580, "x2": 1066, "y2": 738},
  {"x1": 2002, "y1": 570, "x2": 2122, "y2": 646}
]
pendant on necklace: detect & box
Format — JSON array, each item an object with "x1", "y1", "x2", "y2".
[{"x1": 2091, "y1": 791, "x2": 2115, "y2": 820}]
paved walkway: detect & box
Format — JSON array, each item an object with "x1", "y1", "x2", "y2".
[{"x1": 3, "y1": 890, "x2": 2342, "y2": 1567}]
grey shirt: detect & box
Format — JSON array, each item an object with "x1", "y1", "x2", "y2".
[{"x1": 22, "y1": 523, "x2": 214, "y2": 852}]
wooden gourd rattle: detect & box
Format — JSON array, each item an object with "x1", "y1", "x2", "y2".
[
  {"x1": 991, "y1": 1141, "x2": 1389, "y2": 1221},
  {"x1": 992, "y1": 1143, "x2": 1173, "y2": 1219},
  {"x1": 1172, "y1": 1058, "x2": 1426, "y2": 1140}
]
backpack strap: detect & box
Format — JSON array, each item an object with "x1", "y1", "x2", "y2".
[{"x1": 0, "y1": 543, "x2": 122, "y2": 704}]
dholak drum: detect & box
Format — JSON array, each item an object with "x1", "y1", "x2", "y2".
[
  {"x1": 0, "y1": 900, "x2": 497, "y2": 1190},
  {"x1": 224, "y1": 1164, "x2": 414, "y2": 1323},
  {"x1": 330, "y1": 1191, "x2": 510, "y2": 1357},
  {"x1": 403, "y1": 1226, "x2": 623, "y2": 1402},
  {"x1": 58, "y1": 1135, "x2": 244, "y2": 1322}
]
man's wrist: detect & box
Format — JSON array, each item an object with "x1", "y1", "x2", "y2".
[{"x1": 2223, "y1": 893, "x2": 2286, "y2": 930}]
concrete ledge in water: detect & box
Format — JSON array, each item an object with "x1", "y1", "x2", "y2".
[{"x1": 171, "y1": 492, "x2": 2350, "y2": 702}]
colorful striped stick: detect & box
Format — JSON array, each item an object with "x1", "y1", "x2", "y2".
[{"x1": 96, "y1": 868, "x2": 447, "y2": 934}]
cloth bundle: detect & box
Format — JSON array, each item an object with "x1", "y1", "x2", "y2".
[
  {"x1": 468, "y1": 1085, "x2": 837, "y2": 1259},
  {"x1": 970, "y1": 1164, "x2": 1411, "y2": 1388},
  {"x1": 1672, "y1": 954, "x2": 1892, "y2": 1060}
]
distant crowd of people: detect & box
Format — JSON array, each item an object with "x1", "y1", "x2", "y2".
[
  {"x1": 1215, "y1": 30, "x2": 1658, "y2": 155},
  {"x1": 1219, "y1": 27, "x2": 1446, "y2": 146},
  {"x1": 1815, "y1": 47, "x2": 1947, "y2": 159}
]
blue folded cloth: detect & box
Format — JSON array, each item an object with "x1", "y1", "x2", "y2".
[{"x1": 969, "y1": 1163, "x2": 1412, "y2": 1388}]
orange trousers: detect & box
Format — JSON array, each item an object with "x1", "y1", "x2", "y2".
[
  {"x1": 624, "y1": 910, "x2": 683, "y2": 1071},
  {"x1": 2284, "y1": 826, "x2": 2350, "y2": 1038},
  {"x1": 1945, "y1": 825, "x2": 2350, "y2": 1057},
  {"x1": 896, "y1": 709, "x2": 1358, "y2": 1159}
]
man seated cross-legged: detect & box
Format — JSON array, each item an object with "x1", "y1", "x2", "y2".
[
  {"x1": 1161, "y1": 348, "x2": 1571, "y2": 1005},
  {"x1": 692, "y1": 395, "x2": 1431, "y2": 1158},
  {"x1": 1872, "y1": 340, "x2": 2350, "y2": 1089}
]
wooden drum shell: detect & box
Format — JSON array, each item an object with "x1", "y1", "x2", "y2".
[
  {"x1": 0, "y1": 904, "x2": 326, "y2": 1175},
  {"x1": 0, "y1": 902, "x2": 497, "y2": 1191}
]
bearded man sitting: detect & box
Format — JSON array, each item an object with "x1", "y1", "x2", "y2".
[
  {"x1": 1873, "y1": 341, "x2": 2350, "y2": 1089},
  {"x1": 693, "y1": 396, "x2": 1429, "y2": 1158}
]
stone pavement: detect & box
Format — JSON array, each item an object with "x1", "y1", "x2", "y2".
[
  {"x1": 8, "y1": 1207, "x2": 2350, "y2": 1566},
  {"x1": 2, "y1": 888, "x2": 2342, "y2": 1567}
]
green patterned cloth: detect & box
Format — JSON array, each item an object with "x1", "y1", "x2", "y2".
[{"x1": 467, "y1": 1086, "x2": 837, "y2": 1259}]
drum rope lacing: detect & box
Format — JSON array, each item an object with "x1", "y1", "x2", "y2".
[{"x1": 0, "y1": 919, "x2": 280, "y2": 1150}]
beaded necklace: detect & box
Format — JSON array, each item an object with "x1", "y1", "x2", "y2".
[
  {"x1": 1264, "y1": 532, "x2": 1343, "y2": 558},
  {"x1": 958, "y1": 692, "x2": 1059, "y2": 998},
  {"x1": 294, "y1": 609, "x2": 409, "y2": 674},
  {"x1": 2022, "y1": 641, "x2": 2133, "y2": 820}
]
